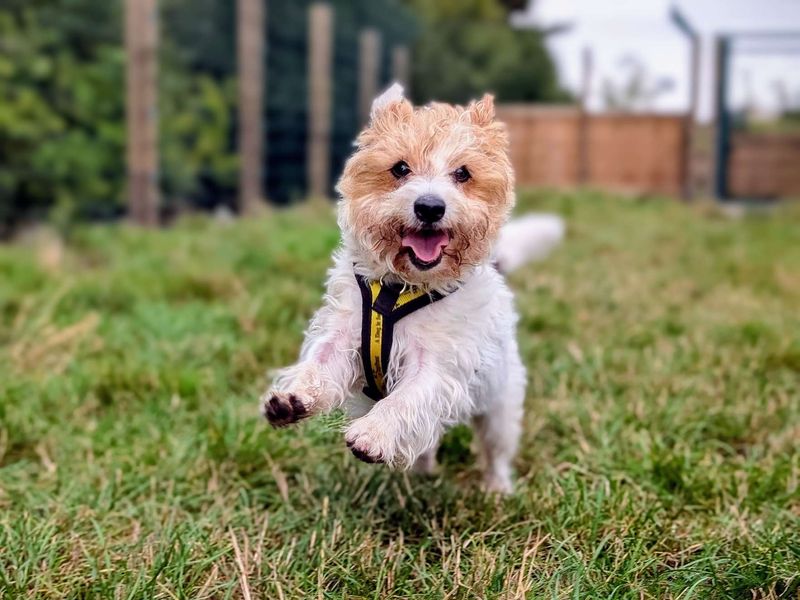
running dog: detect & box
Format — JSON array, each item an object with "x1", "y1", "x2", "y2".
[{"x1": 260, "y1": 84, "x2": 563, "y2": 493}]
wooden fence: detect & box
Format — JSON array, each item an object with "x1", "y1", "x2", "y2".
[
  {"x1": 496, "y1": 105, "x2": 688, "y2": 197},
  {"x1": 728, "y1": 132, "x2": 800, "y2": 199},
  {"x1": 124, "y1": 0, "x2": 415, "y2": 224}
]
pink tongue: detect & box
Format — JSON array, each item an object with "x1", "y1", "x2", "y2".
[{"x1": 401, "y1": 230, "x2": 449, "y2": 262}]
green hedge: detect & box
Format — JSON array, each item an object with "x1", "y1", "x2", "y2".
[{"x1": 0, "y1": 0, "x2": 236, "y2": 235}]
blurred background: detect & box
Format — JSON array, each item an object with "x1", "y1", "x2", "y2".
[
  {"x1": 1, "y1": 0, "x2": 798, "y2": 237},
  {"x1": 2, "y1": 3, "x2": 800, "y2": 595}
]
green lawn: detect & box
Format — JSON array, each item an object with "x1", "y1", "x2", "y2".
[{"x1": 1, "y1": 191, "x2": 799, "y2": 599}]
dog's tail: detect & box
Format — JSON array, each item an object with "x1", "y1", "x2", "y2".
[{"x1": 493, "y1": 214, "x2": 565, "y2": 274}]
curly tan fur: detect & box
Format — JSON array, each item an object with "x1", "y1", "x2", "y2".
[{"x1": 337, "y1": 92, "x2": 515, "y2": 289}]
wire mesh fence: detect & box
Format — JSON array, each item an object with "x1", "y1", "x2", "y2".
[
  {"x1": 162, "y1": 0, "x2": 416, "y2": 206},
  {"x1": 0, "y1": 0, "x2": 416, "y2": 233},
  {"x1": 264, "y1": 0, "x2": 416, "y2": 203}
]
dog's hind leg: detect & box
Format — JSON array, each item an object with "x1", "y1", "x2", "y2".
[{"x1": 473, "y1": 359, "x2": 525, "y2": 494}]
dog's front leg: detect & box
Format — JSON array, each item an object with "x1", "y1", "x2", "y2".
[
  {"x1": 344, "y1": 362, "x2": 469, "y2": 468},
  {"x1": 261, "y1": 331, "x2": 358, "y2": 428}
]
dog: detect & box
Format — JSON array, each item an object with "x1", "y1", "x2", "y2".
[{"x1": 260, "y1": 84, "x2": 563, "y2": 493}]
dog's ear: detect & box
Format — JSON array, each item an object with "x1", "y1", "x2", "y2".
[
  {"x1": 468, "y1": 94, "x2": 496, "y2": 126},
  {"x1": 370, "y1": 82, "x2": 412, "y2": 123}
]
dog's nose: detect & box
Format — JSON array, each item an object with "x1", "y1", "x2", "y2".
[{"x1": 414, "y1": 195, "x2": 446, "y2": 224}]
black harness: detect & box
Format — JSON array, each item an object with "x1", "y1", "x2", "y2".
[{"x1": 355, "y1": 273, "x2": 449, "y2": 400}]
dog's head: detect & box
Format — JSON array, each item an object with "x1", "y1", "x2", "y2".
[{"x1": 337, "y1": 84, "x2": 514, "y2": 288}]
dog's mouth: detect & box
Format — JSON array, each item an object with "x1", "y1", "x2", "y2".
[{"x1": 400, "y1": 228, "x2": 450, "y2": 271}]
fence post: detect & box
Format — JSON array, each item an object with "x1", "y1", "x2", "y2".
[
  {"x1": 308, "y1": 3, "x2": 334, "y2": 199},
  {"x1": 670, "y1": 6, "x2": 701, "y2": 199},
  {"x1": 358, "y1": 29, "x2": 381, "y2": 126},
  {"x1": 125, "y1": 0, "x2": 159, "y2": 226},
  {"x1": 237, "y1": 0, "x2": 265, "y2": 214},
  {"x1": 713, "y1": 36, "x2": 731, "y2": 200},
  {"x1": 577, "y1": 46, "x2": 593, "y2": 186},
  {"x1": 682, "y1": 34, "x2": 700, "y2": 200},
  {"x1": 391, "y1": 45, "x2": 410, "y2": 94}
]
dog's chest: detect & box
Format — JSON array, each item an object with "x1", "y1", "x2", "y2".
[
  {"x1": 380, "y1": 271, "x2": 513, "y2": 384},
  {"x1": 334, "y1": 263, "x2": 515, "y2": 399},
  {"x1": 394, "y1": 289, "x2": 500, "y2": 356}
]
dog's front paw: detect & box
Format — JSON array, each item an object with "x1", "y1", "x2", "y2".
[
  {"x1": 344, "y1": 418, "x2": 394, "y2": 465},
  {"x1": 261, "y1": 391, "x2": 309, "y2": 428}
]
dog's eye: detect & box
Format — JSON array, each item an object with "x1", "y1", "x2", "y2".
[
  {"x1": 390, "y1": 161, "x2": 411, "y2": 179},
  {"x1": 453, "y1": 166, "x2": 471, "y2": 183}
]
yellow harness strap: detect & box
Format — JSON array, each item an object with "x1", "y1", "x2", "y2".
[{"x1": 355, "y1": 274, "x2": 447, "y2": 400}]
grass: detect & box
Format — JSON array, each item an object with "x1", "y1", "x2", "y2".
[{"x1": 1, "y1": 190, "x2": 799, "y2": 599}]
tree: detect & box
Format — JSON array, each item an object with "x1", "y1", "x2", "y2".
[
  {"x1": 0, "y1": 0, "x2": 237, "y2": 235},
  {"x1": 0, "y1": 1, "x2": 126, "y2": 235},
  {"x1": 407, "y1": 0, "x2": 568, "y2": 105}
]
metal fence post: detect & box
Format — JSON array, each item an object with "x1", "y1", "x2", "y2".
[
  {"x1": 670, "y1": 6, "x2": 700, "y2": 200},
  {"x1": 577, "y1": 46, "x2": 593, "y2": 186},
  {"x1": 713, "y1": 36, "x2": 731, "y2": 201}
]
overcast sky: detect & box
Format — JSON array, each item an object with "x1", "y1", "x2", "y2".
[{"x1": 512, "y1": 0, "x2": 800, "y2": 120}]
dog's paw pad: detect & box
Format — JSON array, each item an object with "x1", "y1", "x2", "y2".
[
  {"x1": 344, "y1": 418, "x2": 395, "y2": 465},
  {"x1": 261, "y1": 392, "x2": 308, "y2": 428},
  {"x1": 346, "y1": 439, "x2": 383, "y2": 464}
]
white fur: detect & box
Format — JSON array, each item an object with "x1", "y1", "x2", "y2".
[
  {"x1": 494, "y1": 214, "x2": 565, "y2": 274},
  {"x1": 371, "y1": 83, "x2": 405, "y2": 120},
  {"x1": 261, "y1": 83, "x2": 561, "y2": 493},
  {"x1": 261, "y1": 215, "x2": 565, "y2": 493}
]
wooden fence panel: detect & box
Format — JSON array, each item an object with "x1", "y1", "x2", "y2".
[
  {"x1": 588, "y1": 115, "x2": 685, "y2": 197},
  {"x1": 497, "y1": 106, "x2": 580, "y2": 187},
  {"x1": 729, "y1": 133, "x2": 800, "y2": 199},
  {"x1": 496, "y1": 105, "x2": 687, "y2": 197}
]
